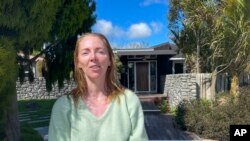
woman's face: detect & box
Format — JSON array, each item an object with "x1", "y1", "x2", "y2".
[{"x1": 77, "y1": 35, "x2": 111, "y2": 81}]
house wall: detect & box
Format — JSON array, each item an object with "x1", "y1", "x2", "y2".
[
  {"x1": 16, "y1": 78, "x2": 76, "y2": 100},
  {"x1": 119, "y1": 55, "x2": 175, "y2": 93},
  {"x1": 157, "y1": 55, "x2": 173, "y2": 93}
]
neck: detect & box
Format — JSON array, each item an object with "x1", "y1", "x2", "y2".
[
  {"x1": 83, "y1": 80, "x2": 109, "y2": 104},
  {"x1": 85, "y1": 77, "x2": 106, "y2": 98}
]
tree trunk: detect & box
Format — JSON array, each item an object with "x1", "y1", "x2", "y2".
[
  {"x1": 4, "y1": 91, "x2": 20, "y2": 141},
  {"x1": 230, "y1": 74, "x2": 239, "y2": 97},
  {"x1": 210, "y1": 69, "x2": 217, "y2": 101},
  {"x1": 196, "y1": 34, "x2": 200, "y2": 73}
]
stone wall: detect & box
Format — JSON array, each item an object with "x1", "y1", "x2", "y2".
[
  {"x1": 164, "y1": 73, "x2": 212, "y2": 108},
  {"x1": 16, "y1": 78, "x2": 76, "y2": 100}
]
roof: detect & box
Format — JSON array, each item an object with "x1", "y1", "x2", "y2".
[{"x1": 113, "y1": 42, "x2": 178, "y2": 56}]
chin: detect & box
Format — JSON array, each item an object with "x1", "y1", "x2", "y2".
[
  {"x1": 85, "y1": 71, "x2": 106, "y2": 80},
  {"x1": 87, "y1": 74, "x2": 104, "y2": 80}
]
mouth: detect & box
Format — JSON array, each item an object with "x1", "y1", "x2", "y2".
[{"x1": 89, "y1": 65, "x2": 100, "y2": 69}]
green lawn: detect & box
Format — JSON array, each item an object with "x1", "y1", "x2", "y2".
[
  {"x1": 18, "y1": 99, "x2": 56, "y2": 128},
  {"x1": 20, "y1": 123, "x2": 44, "y2": 141}
]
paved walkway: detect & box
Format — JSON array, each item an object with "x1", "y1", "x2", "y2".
[{"x1": 142, "y1": 102, "x2": 201, "y2": 140}]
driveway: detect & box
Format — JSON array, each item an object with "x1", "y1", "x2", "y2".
[{"x1": 142, "y1": 101, "x2": 201, "y2": 140}]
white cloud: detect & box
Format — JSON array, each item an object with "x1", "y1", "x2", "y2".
[
  {"x1": 93, "y1": 19, "x2": 164, "y2": 42},
  {"x1": 94, "y1": 20, "x2": 113, "y2": 36},
  {"x1": 128, "y1": 23, "x2": 152, "y2": 38},
  {"x1": 94, "y1": 20, "x2": 125, "y2": 37},
  {"x1": 94, "y1": 20, "x2": 153, "y2": 39},
  {"x1": 150, "y1": 22, "x2": 163, "y2": 33},
  {"x1": 140, "y1": 0, "x2": 167, "y2": 6}
]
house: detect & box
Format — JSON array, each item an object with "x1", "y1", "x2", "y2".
[{"x1": 113, "y1": 42, "x2": 185, "y2": 94}]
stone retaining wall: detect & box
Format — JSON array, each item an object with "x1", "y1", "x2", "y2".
[
  {"x1": 17, "y1": 73, "x2": 212, "y2": 105},
  {"x1": 164, "y1": 73, "x2": 212, "y2": 108},
  {"x1": 16, "y1": 78, "x2": 76, "y2": 100}
]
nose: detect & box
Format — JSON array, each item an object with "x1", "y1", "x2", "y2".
[{"x1": 90, "y1": 52, "x2": 96, "y2": 61}]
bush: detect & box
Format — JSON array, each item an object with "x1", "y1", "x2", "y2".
[
  {"x1": 175, "y1": 99, "x2": 212, "y2": 132},
  {"x1": 175, "y1": 87, "x2": 250, "y2": 141},
  {"x1": 158, "y1": 99, "x2": 170, "y2": 113},
  {"x1": 153, "y1": 97, "x2": 170, "y2": 113}
]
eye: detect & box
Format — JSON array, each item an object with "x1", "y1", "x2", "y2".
[
  {"x1": 98, "y1": 51, "x2": 105, "y2": 54},
  {"x1": 81, "y1": 52, "x2": 89, "y2": 55},
  {"x1": 97, "y1": 50, "x2": 106, "y2": 54}
]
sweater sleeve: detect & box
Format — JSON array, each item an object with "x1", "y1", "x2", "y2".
[
  {"x1": 48, "y1": 96, "x2": 71, "y2": 141},
  {"x1": 125, "y1": 90, "x2": 149, "y2": 141}
]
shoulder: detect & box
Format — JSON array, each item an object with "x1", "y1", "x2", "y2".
[
  {"x1": 119, "y1": 89, "x2": 144, "y2": 120},
  {"x1": 121, "y1": 89, "x2": 141, "y2": 109},
  {"x1": 123, "y1": 89, "x2": 139, "y2": 101},
  {"x1": 52, "y1": 95, "x2": 72, "y2": 112}
]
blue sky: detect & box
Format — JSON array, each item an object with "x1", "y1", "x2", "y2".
[{"x1": 92, "y1": 0, "x2": 172, "y2": 48}]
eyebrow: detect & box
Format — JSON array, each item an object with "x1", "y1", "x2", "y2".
[
  {"x1": 79, "y1": 47, "x2": 106, "y2": 52},
  {"x1": 79, "y1": 48, "x2": 90, "y2": 52}
]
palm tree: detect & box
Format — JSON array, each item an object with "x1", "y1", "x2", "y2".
[
  {"x1": 168, "y1": 0, "x2": 250, "y2": 98},
  {"x1": 212, "y1": 0, "x2": 250, "y2": 96}
]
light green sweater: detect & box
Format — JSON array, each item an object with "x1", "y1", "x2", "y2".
[{"x1": 48, "y1": 89, "x2": 148, "y2": 141}]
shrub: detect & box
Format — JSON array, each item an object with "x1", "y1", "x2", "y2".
[
  {"x1": 153, "y1": 97, "x2": 170, "y2": 113},
  {"x1": 175, "y1": 87, "x2": 250, "y2": 141},
  {"x1": 176, "y1": 99, "x2": 212, "y2": 132},
  {"x1": 158, "y1": 99, "x2": 170, "y2": 113},
  {"x1": 175, "y1": 100, "x2": 188, "y2": 130}
]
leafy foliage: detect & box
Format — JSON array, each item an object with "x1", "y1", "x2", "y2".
[
  {"x1": 168, "y1": 0, "x2": 250, "y2": 96},
  {"x1": 0, "y1": 37, "x2": 17, "y2": 139},
  {"x1": 152, "y1": 97, "x2": 171, "y2": 113},
  {"x1": 169, "y1": 0, "x2": 219, "y2": 73},
  {"x1": 175, "y1": 87, "x2": 250, "y2": 140},
  {"x1": 43, "y1": 0, "x2": 96, "y2": 91},
  {"x1": 158, "y1": 99, "x2": 170, "y2": 113},
  {"x1": 0, "y1": 0, "x2": 96, "y2": 140}
]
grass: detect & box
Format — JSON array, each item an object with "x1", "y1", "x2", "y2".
[
  {"x1": 18, "y1": 99, "x2": 56, "y2": 128},
  {"x1": 20, "y1": 123, "x2": 44, "y2": 141}
]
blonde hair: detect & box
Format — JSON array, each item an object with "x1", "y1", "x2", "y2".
[{"x1": 71, "y1": 32, "x2": 124, "y2": 104}]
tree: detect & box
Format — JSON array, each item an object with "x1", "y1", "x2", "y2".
[
  {"x1": 211, "y1": 0, "x2": 250, "y2": 96},
  {"x1": 168, "y1": 0, "x2": 250, "y2": 98},
  {"x1": 0, "y1": 0, "x2": 96, "y2": 140},
  {"x1": 43, "y1": 0, "x2": 96, "y2": 91},
  {"x1": 168, "y1": 0, "x2": 219, "y2": 73},
  {"x1": 168, "y1": 0, "x2": 220, "y2": 99},
  {"x1": 0, "y1": 38, "x2": 18, "y2": 141}
]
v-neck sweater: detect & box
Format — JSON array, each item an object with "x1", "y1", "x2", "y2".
[{"x1": 48, "y1": 89, "x2": 148, "y2": 141}]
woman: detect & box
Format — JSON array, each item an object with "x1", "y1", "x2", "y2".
[{"x1": 48, "y1": 33, "x2": 148, "y2": 141}]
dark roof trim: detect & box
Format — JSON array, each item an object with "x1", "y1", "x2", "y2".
[
  {"x1": 113, "y1": 42, "x2": 177, "y2": 56},
  {"x1": 115, "y1": 50, "x2": 176, "y2": 56},
  {"x1": 170, "y1": 54, "x2": 185, "y2": 60}
]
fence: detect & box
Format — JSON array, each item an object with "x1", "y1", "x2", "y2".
[{"x1": 216, "y1": 73, "x2": 250, "y2": 93}]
